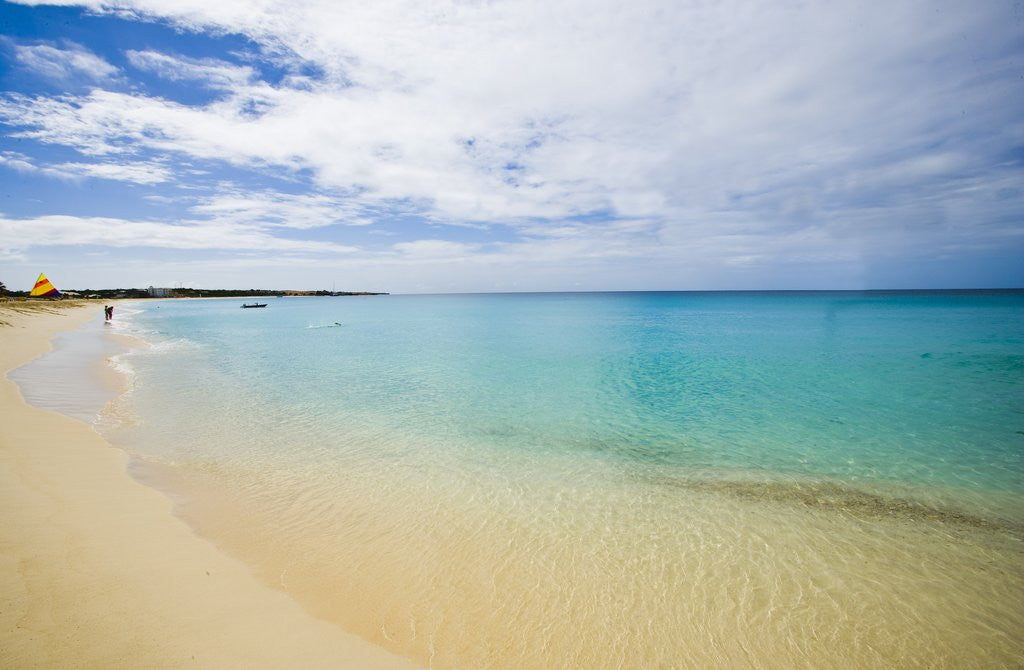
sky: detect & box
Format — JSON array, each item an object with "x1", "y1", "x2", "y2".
[{"x1": 0, "y1": 0, "x2": 1021, "y2": 293}]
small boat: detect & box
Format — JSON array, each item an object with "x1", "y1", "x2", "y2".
[{"x1": 241, "y1": 302, "x2": 268, "y2": 309}]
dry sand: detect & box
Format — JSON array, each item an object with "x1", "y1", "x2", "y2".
[{"x1": 0, "y1": 301, "x2": 419, "y2": 669}]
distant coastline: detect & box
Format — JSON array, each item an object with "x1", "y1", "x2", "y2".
[
  {"x1": 1, "y1": 288, "x2": 390, "y2": 299},
  {"x1": 4, "y1": 287, "x2": 1021, "y2": 300}
]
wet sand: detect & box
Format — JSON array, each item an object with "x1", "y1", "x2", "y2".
[{"x1": 0, "y1": 301, "x2": 417, "y2": 669}]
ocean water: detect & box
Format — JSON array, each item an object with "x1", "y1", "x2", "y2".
[
  {"x1": 91, "y1": 293, "x2": 1024, "y2": 666},
  {"x1": 8, "y1": 311, "x2": 122, "y2": 424}
]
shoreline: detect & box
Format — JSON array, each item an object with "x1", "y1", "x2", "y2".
[
  {"x1": 8, "y1": 297, "x2": 1020, "y2": 667},
  {"x1": 0, "y1": 302, "x2": 418, "y2": 669}
]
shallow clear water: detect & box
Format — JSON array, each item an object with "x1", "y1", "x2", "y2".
[
  {"x1": 98, "y1": 292, "x2": 1023, "y2": 667},
  {"x1": 9, "y1": 311, "x2": 122, "y2": 424}
]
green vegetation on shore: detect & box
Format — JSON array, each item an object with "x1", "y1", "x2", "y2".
[{"x1": 0, "y1": 282, "x2": 388, "y2": 299}]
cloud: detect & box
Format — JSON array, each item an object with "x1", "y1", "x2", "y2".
[
  {"x1": 125, "y1": 50, "x2": 255, "y2": 89},
  {"x1": 0, "y1": 214, "x2": 358, "y2": 254},
  {"x1": 51, "y1": 160, "x2": 172, "y2": 184},
  {"x1": 188, "y1": 189, "x2": 371, "y2": 228},
  {"x1": 0, "y1": 151, "x2": 171, "y2": 183},
  {"x1": 3, "y1": 2, "x2": 1018, "y2": 224},
  {"x1": 13, "y1": 41, "x2": 118, "y2": 82},
  {"x1": 0, "y1": 151, "x2": 40, "y2": 174},
  {"x1": 392, "y1": 239, "x2": 479, "y2": 260},
  {"x1": 1, "y1": 0, "x2": 1022, "y2": 289}
]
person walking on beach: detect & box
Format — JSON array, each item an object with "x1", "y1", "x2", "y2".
[{"x1": 104, "y1": 305, "x2": 113, "y2": 321}]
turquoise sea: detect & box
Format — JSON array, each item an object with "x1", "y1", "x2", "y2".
[{"x1": 39, "y1": 292, "x2": 1024, "y2": 666}]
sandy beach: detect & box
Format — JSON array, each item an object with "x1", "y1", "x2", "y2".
[{"x1": 0, "y1": 301, "x2": 418, "y2": 669}]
